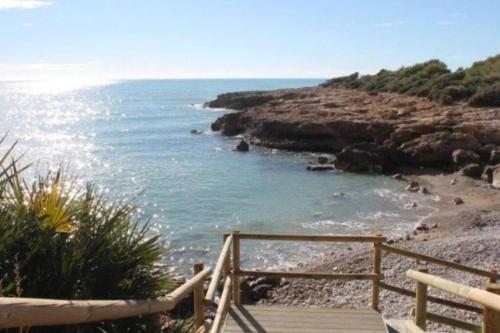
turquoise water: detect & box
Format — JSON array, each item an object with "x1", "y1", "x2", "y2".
[{"x1": 0, "y1": 79, "x2": 436, "y2": 274}]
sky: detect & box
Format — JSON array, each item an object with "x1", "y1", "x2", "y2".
[{"x1": 1, "y1": 0, "x2": 500, "y2": 80}]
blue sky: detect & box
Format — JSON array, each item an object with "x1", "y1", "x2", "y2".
[{"x1": 1, "y1": 0, "x2": 499, "y2": 79}]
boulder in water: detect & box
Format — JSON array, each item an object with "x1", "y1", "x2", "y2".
[{"x1": 236, "y1": 140, "x2": 250, "y2": 152}]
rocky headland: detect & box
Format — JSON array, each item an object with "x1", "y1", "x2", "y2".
[{"x1": 208, "y1": 86, "x2": 499, "y2": 183}]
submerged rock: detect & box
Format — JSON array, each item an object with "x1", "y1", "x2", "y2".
[
  {"x1": 190, "y1": 129, "x2": 202, "y2": 135},
  {"x1": 236, "y1": 140, "x2": 250, "y2": 152}
]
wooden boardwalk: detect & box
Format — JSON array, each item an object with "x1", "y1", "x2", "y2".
[{"x1": 222, "y1": 305, "x2": 388, "y2": 333}]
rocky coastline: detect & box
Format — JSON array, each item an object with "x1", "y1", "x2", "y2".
[{"x1": 207, "y1": 85, "x2": 500, "y2": 187}]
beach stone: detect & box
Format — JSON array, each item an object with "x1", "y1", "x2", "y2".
[
  {"x1": 481, "y1": 164, "x2": 499, "y2": 183},
  {"x1": 405, "y1": 201, "x2": 418, "y2": 208},
  {"x1": 490, "y1": 149, "x2": 500, "y2": 164},
  {"x1": 414, "y1": 222, "x2": 429, "y2": 231},
  {"x1": 450, "y1": 179, "x2": 457, "y2": 185},
  {"x1": 405, "y1": 181, "x2": 419, "y2": 192},
  {"x1": 459, "y1": 163, "x2": 482, "y2": 178},
  {"x1": 493, "y1": 167, "x2": 500, "y2": 189},
  {"x1": 392, "y1": 173, "x2": 404, "y2": 180},
  {"x1": 452, "y1": 197, "x2": 464, "y2": 205},
  {"x1": 236, "y1": 140, "x2": 249, "y2": 152},
  {"x1": 452, "y1": 149, "x2": 480, "y2": 166},
  {"x1": 317, "y1": 155, "x2": 330, "y2": 164},
  {"x1": 419, "y1": 186, "x2": 430, "y2": 194}
]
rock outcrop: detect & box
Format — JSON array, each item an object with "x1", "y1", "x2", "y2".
[{"x1": 208, "y1": 86, "x2": 500, "y2": 174}]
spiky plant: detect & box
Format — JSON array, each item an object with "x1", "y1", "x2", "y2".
[{"x1": 0, "y1": 139, "x2": 176, "y2": 333}]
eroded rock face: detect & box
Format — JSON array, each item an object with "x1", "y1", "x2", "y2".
[{"x1": 208, "y1": 86, "x2": 500, "y2": 173}]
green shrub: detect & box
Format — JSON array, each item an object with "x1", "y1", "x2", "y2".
[
  {"x1": 0, "y1": 142, "x2": 175, "y2": 333},
  {"x1": 325, "y1": 54, "x2": 500, "y2": 106},
  {"x1": 469, "y1": 82, "x2": 500, "y2": 107}
]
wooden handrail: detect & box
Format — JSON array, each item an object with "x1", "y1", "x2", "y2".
[
  {"x1": 237, "y1": 269, "x2": 379, "y2": 280},
  {"x1": 205, "y1": 234, "x2": 233, "y2": 303},
  {"x1": 210, "y1": 275, "x2": 232, "y2": 333},
  {"x1": 406, "y1": 270, "x2": 500, "y2": 312},
  {"x1": 0, "y1": 266, "x2": 212, "y2": 329},
  {"x1": 382, "y1": 244, "x2": 499, "y2": 280},
  {"x1": 227, "y1": 232, "x2": 386, "y2": 243},
  {"x1": 378, "y1": 282, "x2": 483, "y2": 313}
]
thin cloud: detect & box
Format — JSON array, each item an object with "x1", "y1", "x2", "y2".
[
  {"x1": 0, "y1": 0, "x2": 52, "y2": 10},
  {"x1": 437, "y1": 20, "x2": 456, "y2": 26},
  {"x1": 22, "y1": 22, "x2": 35, "y2": 27},
  {"x1": 375, "y1": 21, "x2": 405, "y2": 27}
]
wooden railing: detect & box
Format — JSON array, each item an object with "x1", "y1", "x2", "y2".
[
  {"x1": 1, "y1": 231, "x2": 499, "y2": 333},
  {"x1": 407, "y1": 269, "x2": 500, "y2": 333},
  {"x1": 0, "y1": 264, "x2": 212, "y2": 332},
  {"x1": 206, "y1": 231, "x2": 500, "y2": 333}
]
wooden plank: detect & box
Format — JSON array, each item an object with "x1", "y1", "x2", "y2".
[
  {"x1": 223, "y1": 305, "x2": 387, "y2": 333},
  {"x1": 228, "y1": 233, "x2": 386, "y2": 243},
  {"x1": 233, "y1": 305, "x2": 378, "y2": 314},
  {"x1": 238, "y1": 269, "x2": 378, "y2": 280},
  {"x1": 382, "y1": 244, "x2": 498, "y2": 279}
]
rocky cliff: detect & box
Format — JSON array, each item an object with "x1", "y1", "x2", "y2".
[{"x1": 208, "y1": 85, "x2": 500, "y2": 179}]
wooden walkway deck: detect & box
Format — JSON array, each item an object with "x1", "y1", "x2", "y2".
[{"x1": 222, "y1": 305, "x2": 388, "y2": 333}]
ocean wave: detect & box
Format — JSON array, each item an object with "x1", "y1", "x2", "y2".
[{"x1": 190, "y1": 103, "x2": 228, "y2": 112}]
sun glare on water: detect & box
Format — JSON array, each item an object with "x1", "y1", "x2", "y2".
[{"x1": 3, "y1": 78, "x2": 118, "y2": 95}]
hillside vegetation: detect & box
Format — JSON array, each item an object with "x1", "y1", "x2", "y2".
[{"x1": 322, "y1": 55, "x2": 500, "y2": 107}]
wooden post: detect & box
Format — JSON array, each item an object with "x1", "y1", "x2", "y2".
[
  {"x1": 483, "y1": 282, "x2": 500, "y2": 333},
  {"x1": 371, "y1": 234, "x2": 382, "y2": 310},
  {"x1": 415, "y1": 267, "x2": 428, "y2": 330},
  {"x1": 222, "y1": 234, "x2": 230, "y2": 280},
  {"x1": 489, "y1": 269, "x2": 497, "y2": 283},
  {"x1": 193, "y1": 262, "x2": 205, "y2": 332},
  {"x1": 232, "y1": 230, "x2": 241, "y2": 305}
]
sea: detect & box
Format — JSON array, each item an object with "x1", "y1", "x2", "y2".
[{"x1": 0, "y1": 79, "x2": 438, "y2": 275}]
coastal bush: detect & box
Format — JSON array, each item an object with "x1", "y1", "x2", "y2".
[
  {"x1": 0, "y1": 141, "x2": 177, "y2": 333},
  {"x1": 469, "y1": 82, "x2": 500, "y2": 107},
  {"x1": 327, "y1": 54, "x2": 500, "y2": 106}
]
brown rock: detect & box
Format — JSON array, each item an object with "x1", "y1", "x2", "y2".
[
  {"x1": 452, "y1": 149, "x2": 480, "y2": 166},
  {"x1": 490, "y1": 149, "x2": 500, "y2": 164},
  {"x1": 481, "y1": 165, "x2": 499, "y2": 183},
  {"x1": 452, "y1": 197, "x2": 464, "y2": 205},
  {"x1": 493, "y1": 167, "x2": 500, "y2": 189},
  {"x1": 459, "y1": 163, "x2": 482, "y2": 178}
]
